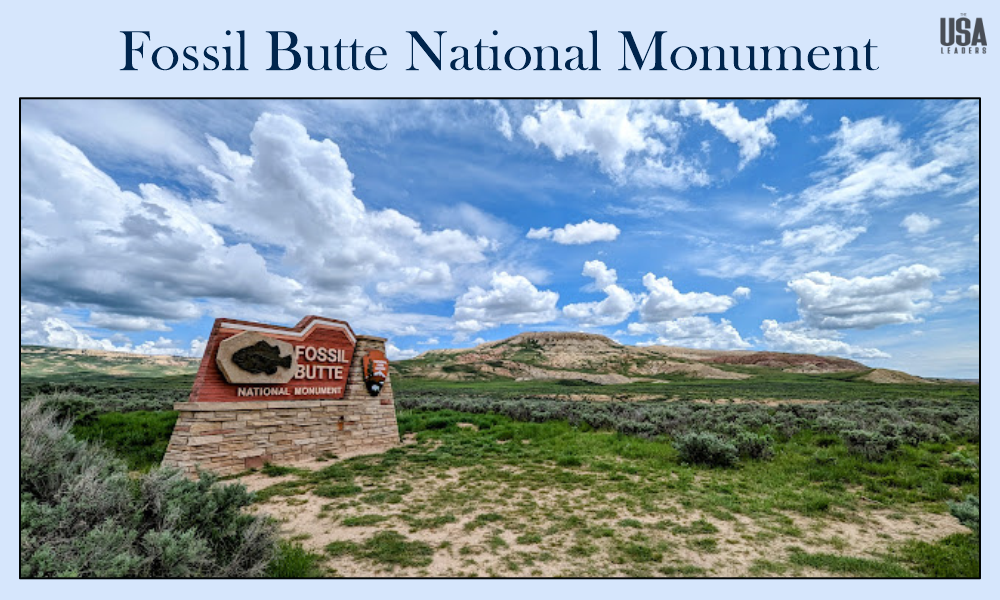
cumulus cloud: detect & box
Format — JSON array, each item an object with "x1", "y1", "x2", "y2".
[
  {"x1": 519, "y1": 100, "x2": 708, "y2": 189},
  {"x1": 760, "y1": 320, "x2": 889, "y2": 359},
  {"x1": 386, "y1": 342, "x2": 420, "y2": 360},
  {"x1": 520, "y1": 100, "x2": 675, "y2": 175},
  {"x1": 732, "y1": 286, "x2": 752, "y2": 299},
  {"x1": 788, "y1": 264, "x2": 941, "y2": 329},
  {"x1": 780, "y1": 224, "x2": 867, "y2": 254},
  {"x1": 20, "y1": 125, "x2": 300, "y2": 323},
  {"x1": 453, "y1": 272, "x2": 559, "y2": 335},
  {"x1": 629, "y1": 317, "x2": 750, "y2": 350},
  {"x1": 527, "y1": 219, "x2": 620, "y2": 245},
  {"x1": 678, "y1": 99, "x2": 807, "y2": 168},
  {"x1": 562, "y1": 261, "x2": 636, "y2": 327},
  {"x1": 638, "y1": 273, "x2": 736, "y2": 322},
  {"x1": 901, "y1": 213, "x2": 941, "y2": 235},
  {"x1": 199, "y1": 114, "x2": 492, "y2": 302}
]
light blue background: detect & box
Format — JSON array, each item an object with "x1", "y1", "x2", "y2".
[{"x1": 8, "y1": 0, "x2": 992, "y2": 596}]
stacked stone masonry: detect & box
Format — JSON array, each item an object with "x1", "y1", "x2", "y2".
[{"x1": 162, "y1": 335, "x2": 399, "y2": 475}]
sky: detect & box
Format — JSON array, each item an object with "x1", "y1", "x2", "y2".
[{"x1": 19, "y1": 99, "x2": 980, "y2": 378}]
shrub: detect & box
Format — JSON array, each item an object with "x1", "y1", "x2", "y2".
[
  {"x1": 842, "y1": 429, "x2": 898, "y2": 462},
  {"x1": 19, "y1": 400, "x2": 278, "y2": 578},
  {"x1": 674, "y1": 432, "x2": 738, "y2": 468},
  {"x1": 948, "y1": 495, "x2": 980, "y2": 537},
  {"x1": 734, "y1": 432, "x2": 775, "y2": 461}
]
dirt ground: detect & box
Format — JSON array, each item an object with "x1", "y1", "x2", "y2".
[{"x1": 241, "y1": 447, "x2": 968, "y2": 577}]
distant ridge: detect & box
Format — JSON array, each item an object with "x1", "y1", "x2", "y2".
[{"x1": 396, "y1": 331, "x2": 914, "y2": 384}]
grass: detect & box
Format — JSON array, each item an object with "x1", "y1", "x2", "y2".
[
  {"x1": 787, "y1": 547, "x2": 914, "y2": 577},
  {"x1": 70, "y1": 410, "x2": 178, "y2": 471},
  {"x1": 325, "y1": 531, "x2": 434, "y2": 569},
  {"x1": 265, "y1": 541, "x2": 327, "y2": 577},
  {"x1": 342, "y1": 515, "x2": 391, "y2": 527}
]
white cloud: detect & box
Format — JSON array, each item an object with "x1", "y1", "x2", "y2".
[
  {"x1": 582, "y1": 260, "x2": 618, "y2": 290},
  {"x1": 639, "y1": 273, "x2": 735, "y2": 322},
  {"x1": 20, "y1": 301, "x2": 202, "y2": 357},
  {"x1": 520, "y1": 100, "x2": 674, "y2": 176},
  {"x1": 518, "y1": 100, "x2": 708, "y2": 190},
  {"x1": 386, "y1": 342, "x2": 420, "y2": 360},
  {"x1": 785, "y1": 103, "x2": 979, "y2": 223},
  {"x1": 527, "y1": 219, "x2": 620, "y2": 245},
  {"x1": 678, "y1": 99, "x2": 807, "y2": 168},
  {"x1": 483, "y1": 100, "x2": 513, "y2": 140},
  {"x1": 760, "y1": 319, "x2": 889, "y2": 359},
  {"x1": 629, "y1": 157, "x2": 711, "y2": 189},
  {"x1": 940, "y1": 284, "x2": 979, "y2": 303},
  {"x1": 788, "y1": 264, "x2": 941, "y2": 329},
  {"x1": 900, "y1": 213, "x2": 941, "y2": 235},
  {"x1": 563, "y1": 261, "x2": 636, "y2": 327},
  {"x1": 733, "y1": 286, "x2": 752, "y2": 299},
  {"x1": 20, "y1": 125, "x2": 299, "y2": 322},
  {"x1": 453, "y1": 272, "x2": 559, "y2": 335},
  {"x1": 199, "y1": 114, "x2": 493, "y2": 302},
  {"x1": 780, "y1": 224, "x2": 867, "y2": 254},
  {"x1": 629, "y1": 317, "x2": 750, "y2": 350}
]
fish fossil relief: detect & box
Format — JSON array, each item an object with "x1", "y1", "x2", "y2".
[{"x1": 231, "y1": 340, "x2": 293, "y2": 375}]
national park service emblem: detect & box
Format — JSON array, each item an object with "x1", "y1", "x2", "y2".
[
  {"x1": 216, "y1": 331, "x2": 298, "y2": 385},
  {"x1": 362, "y1": 349, "x2": 389, "y2": 396}
]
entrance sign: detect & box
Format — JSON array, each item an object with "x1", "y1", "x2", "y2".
[{"x1": 164, "y1": 314, "x2": 401, "y2": 475}]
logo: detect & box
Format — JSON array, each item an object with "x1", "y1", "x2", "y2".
[
  {"x1": 940, "y1": 16, "x2": 987, "y2": 54},
  {"x1": 217, "y1": 332, "x2": 298, "y2": 384},
  {"x1": 362, "y1": 350, "x2": 389, "y2": 396}
]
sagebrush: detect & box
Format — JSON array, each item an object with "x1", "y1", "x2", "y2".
[{"x1": 19, "y1": 399, "x2": 278, "y2": 578}]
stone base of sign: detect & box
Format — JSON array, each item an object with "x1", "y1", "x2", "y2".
[{"x1": 162, "y1": 335, "x2": 399, "y2": 476}]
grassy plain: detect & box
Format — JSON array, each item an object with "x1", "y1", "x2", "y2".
[{"x1": 19, "y1": 345, "x2": 980, "y2": 577}]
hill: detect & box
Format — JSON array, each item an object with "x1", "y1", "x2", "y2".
[
  {"x1": 20, "y1": 345, "x2": 200, "y2": 380},
  {"x1": 393, "y1": 331, "x2": 902, "y2": 385}
]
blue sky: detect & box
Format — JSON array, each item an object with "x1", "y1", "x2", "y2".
[{"x1": 19, "y1": 99, "x2": 979, "y2": 377}]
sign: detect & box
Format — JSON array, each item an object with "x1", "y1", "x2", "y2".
[
  {"x1": 189, "y1": 315, "x2": 357, "y2": 403},
  {"x1": 362, "y1": 349, "x2": 389, "y2": 396}
]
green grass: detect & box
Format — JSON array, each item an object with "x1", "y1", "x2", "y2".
[
  {"x1": 341, "y1": 515, "x2": 391, "y2": 527},
  {"x1": 70, "y1": 410, "x2": 178, "y2": 471},
  {"x1": 894, "y1": 534, "x2": 980, "y2": 578},
  {"x1": 787, "y1": 547, "x2": 914, "y2": 577},
  {"x1": 325, "y1": 531, "x2": 434, "y2": 569},
  {"x1": 265, "y1": 541, "x2": 327, "y2": 577}
]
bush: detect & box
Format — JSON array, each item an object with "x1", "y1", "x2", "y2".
[
  {"x1": 842, "y1": 429, "x2": 898, "y2": 461},
  {"x1": 948, "y1": 495, "x2": 980, "y2": 537},
  {"x1": 734, "y1": 432, "x2": 774, "y2": 460},
  {"x1": 19, "y1": 400, "x2": 278, "y2": 578},
  {"x1": 674, "y1": 432, "x2": 738, "y2": 467}
]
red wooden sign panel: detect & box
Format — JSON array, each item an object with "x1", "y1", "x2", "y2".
[{"x1": 189, "y1": 315, "x2": 356, "y2": 403}]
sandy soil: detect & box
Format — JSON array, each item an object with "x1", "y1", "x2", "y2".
[{"x1": 242, "y1": 455, "x2": 968, "y2": 577}]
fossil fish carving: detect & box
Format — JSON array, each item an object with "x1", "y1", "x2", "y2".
[{"x1": 231, "y1": 340, "x2": 293, "y2": 375}]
